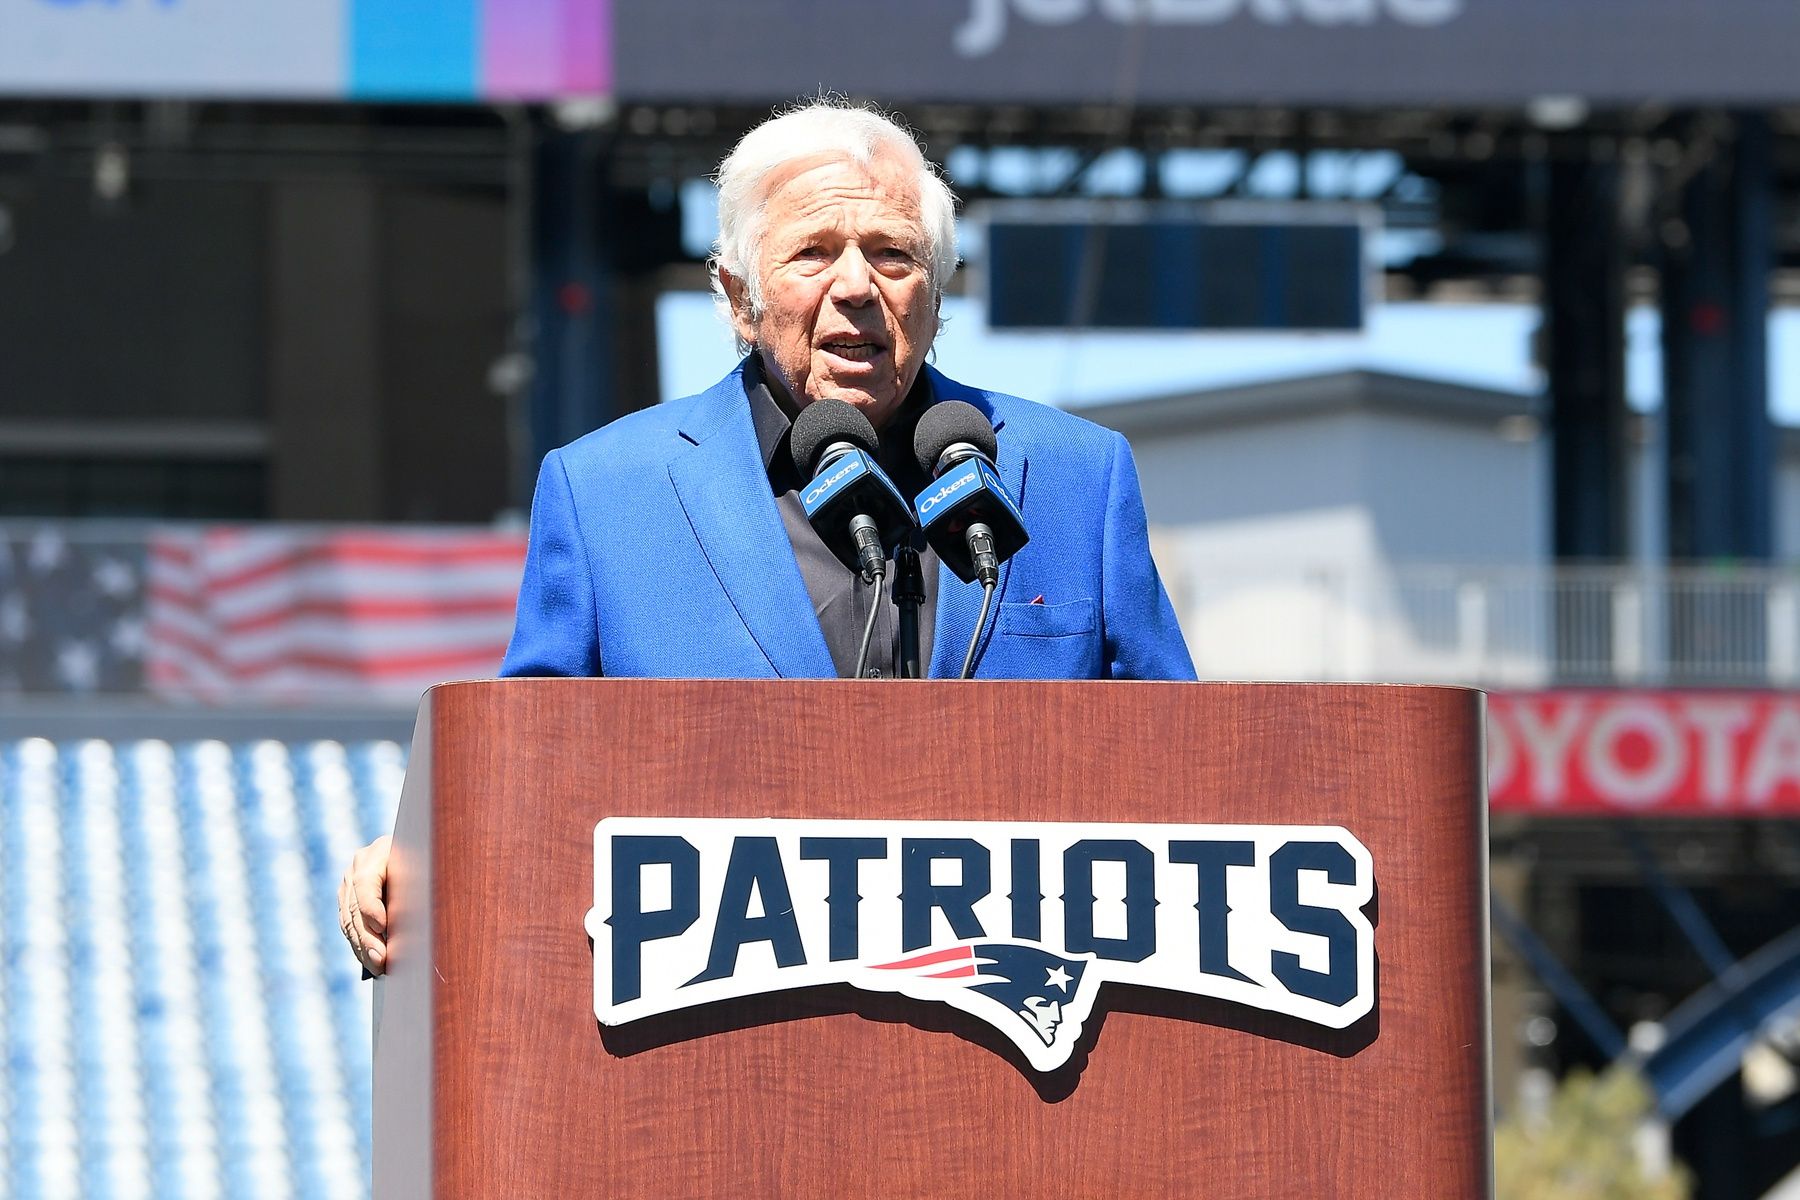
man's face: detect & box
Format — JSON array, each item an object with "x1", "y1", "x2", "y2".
[{"x1": 724, "y1": 152, "x2": 937, "y2": 431}]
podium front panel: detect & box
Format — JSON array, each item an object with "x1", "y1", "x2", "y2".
[{"x1": 375, "y1": 679, "x2": 1488, "y2": 1199}]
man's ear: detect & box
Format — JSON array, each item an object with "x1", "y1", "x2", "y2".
[{"x1": 719, "y1": 267, "x2": 757, "y2": 347}]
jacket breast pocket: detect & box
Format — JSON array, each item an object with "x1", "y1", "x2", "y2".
[{"x1": 988, "y1": 598, "x2": 1101, "y2": 679}]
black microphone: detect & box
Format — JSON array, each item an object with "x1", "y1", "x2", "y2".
[
  {"x1": 911, "y1": 401, "x2": 1029, "y2": 588},
  {"x1": 791, "y1": 399, "x2": 917, "y2": 582}
]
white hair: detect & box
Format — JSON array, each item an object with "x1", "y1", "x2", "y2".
[{"x1": 709, "y1": 99, "x2": 959, "y2": 351}]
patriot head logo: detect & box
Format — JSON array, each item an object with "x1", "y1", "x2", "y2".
[
  {"x1": 589, "y1": 818, "x2": 1377, "y2": 1074},
  {"x1": 867, "y1": 943, "x2": 1099, "y2": 1067}
]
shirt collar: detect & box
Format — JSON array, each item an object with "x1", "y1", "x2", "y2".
[{"x1": 744, "y1": 355, "x2": 797, "y2": 474}]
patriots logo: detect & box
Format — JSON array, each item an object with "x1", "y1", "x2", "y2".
[
  {"x1": 868, "y1": 943, "x2": 1098, "y2": 1065},
  {"x1": 590, "y1": 818, "x2": 1376, "y2": 1075}
]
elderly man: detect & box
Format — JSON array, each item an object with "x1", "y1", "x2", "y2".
[{"x1": 339, "y1": 99, "x2": 1194, "y2": 974}]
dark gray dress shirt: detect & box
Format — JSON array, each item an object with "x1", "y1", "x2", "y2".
[{"x1": 743, "y1": 363, "x2": 939, "y2": 678}]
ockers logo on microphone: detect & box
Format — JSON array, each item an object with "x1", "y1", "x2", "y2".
[
  {"x1": 917, "y1": 469, "x2": 977, "y2": 517},
  {"x1": 917, "y1": 460, "x2": 1023, "y2": 524},
  {"x1": 589, "y1": 818, "x2": 1374, "y2": 1072},
  {"x1": 802, "y1": 455, "x2": 865, "y2": 510},
  {"x1": 955, "y1": 0, "x2": 1464, "y2": 58}
]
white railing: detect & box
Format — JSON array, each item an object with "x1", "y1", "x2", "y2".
[{"x1": 1162, "y1": 558, "x2": 1800, "y2": 688}]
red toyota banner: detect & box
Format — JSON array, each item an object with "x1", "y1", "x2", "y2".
[{"x1": 1489, "y1": 691, "x2": 1800, "y2": 816}]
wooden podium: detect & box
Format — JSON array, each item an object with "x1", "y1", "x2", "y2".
[{"x1": 373, "y1": 679, "x2": 1490, "y2": 1198}]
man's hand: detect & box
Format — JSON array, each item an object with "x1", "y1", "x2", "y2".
[{"x1": 338, "y1": 835, "x2": 391, "y2": 975}]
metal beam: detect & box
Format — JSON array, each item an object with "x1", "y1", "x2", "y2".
[
  {"x1": 1490, "y1": 890, "x2": 1628, "y2": 1061},
  {"x1": 1663, "y1": 113, "x2": 1774, "y2": 563},
  {"x1": 1546, "y1": 148, "x2": 1630, "y2": 561}
]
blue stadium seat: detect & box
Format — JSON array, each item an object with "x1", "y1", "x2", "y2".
[{"x1": 0, "y1": 736, "x2": 403, "y2": 1200}]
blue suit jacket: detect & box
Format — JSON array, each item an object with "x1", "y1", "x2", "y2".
[{"x1": 500, "y1": 361, "x2": 1196, "y2": 681}]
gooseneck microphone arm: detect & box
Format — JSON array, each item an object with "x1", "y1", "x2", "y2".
[
  {"x1": 961, "y1": 522, "x2": 1000, "y2": 588},
  {"x1": 815, "y1": 442, "x2": 883, "y2": 678},
  {"x1": 851, "y1": 517, "x2": 883, "y2": 679},
  {"x1": 845, "y1": 498, "x2": 886, "y2": 585},
  {"x1": 894, "y1": 543, "x2": 924, "y2": 679},
  {"x1": 960, "y1": 579, "x2": 995, "y2": 681},
  {"x1": 912, "y1": 402, "x2": 1031, "y2": 680},
  {"x1": 791, "y1": 399, "x2": 921, "y2": 679},
  {"x1": 824, "y1": 445, "x2": 883, "y2": 677},
  {"x1": 956, "y1": 511, "x2": 999, "y2": 679},
  {"x1": 934, "y1": 439, "x2": 999, "y2": 675}
]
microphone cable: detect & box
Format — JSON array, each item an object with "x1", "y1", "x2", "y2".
[
  {"x1": 960, "y1": 580, "x2": 996, "y2": 680},
  {"x1": 853, "y1": 567, "x2": 883, "y2": 679},
  {"x1": 911, "y1": 401, "x2": 1027, "y2": 682}
]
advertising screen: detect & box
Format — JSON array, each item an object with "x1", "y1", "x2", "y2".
[{"x1": 0, "y1": 0, "x2": 608, "y2": 99}]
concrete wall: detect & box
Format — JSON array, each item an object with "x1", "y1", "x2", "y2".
[
  {"x1": 1355, "y1": 411, "x2": 1547, "y2": 564},
  {"x1": 1124, "y1": 404, "x2": 1546, "y2": 566},
  {"x1": 1125, "y1": 411, "x2": 1366, "y2": 554},
  {"x1": 1115, "y1": 396, "x2": 1548, "y2": 680}
]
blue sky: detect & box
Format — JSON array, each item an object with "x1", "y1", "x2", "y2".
[{"x1": 658, "y1": 293, "x2": 1800, "y2": 422}]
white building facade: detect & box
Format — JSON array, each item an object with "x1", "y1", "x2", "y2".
[{"x1": 1084, "y1": 369, "x2": 1800, "y2": 686}]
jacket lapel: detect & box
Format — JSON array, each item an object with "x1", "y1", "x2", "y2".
[
  {"x1": 667, "y1": 369, "x2": 835, "y2": 678},
  {"x1": 926, "y1": 369, "x2": 1025, "y2": 679}
]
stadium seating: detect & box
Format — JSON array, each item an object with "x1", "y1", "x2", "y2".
[{"x1": 1, "y1": 737, "x2": 403, "y2": 1200}]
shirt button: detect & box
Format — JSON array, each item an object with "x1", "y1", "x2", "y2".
[{"x1": 863, "y1": 667, "x2": 883, "y2": 678}]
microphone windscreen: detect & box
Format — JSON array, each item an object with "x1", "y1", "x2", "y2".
[
  {"x1": 914, "y1": 400, "x2": 998, "y2": 476},
  {"x1": 791, "y1": 399, "x2": 880, "y2": 476}
]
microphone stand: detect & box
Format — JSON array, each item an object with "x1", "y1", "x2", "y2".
[{"x1": 894, "y1": 543, "x2": 925, "y2": 679}]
